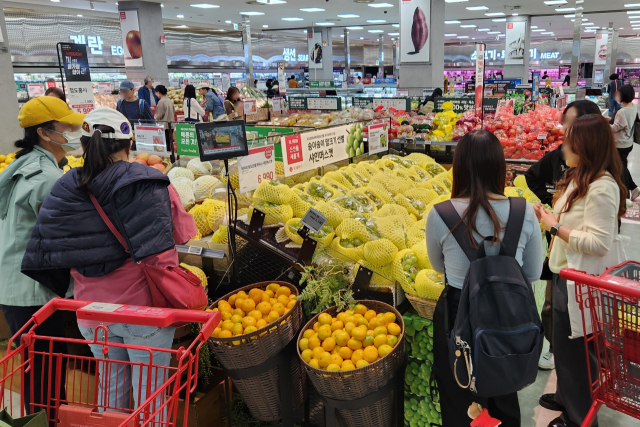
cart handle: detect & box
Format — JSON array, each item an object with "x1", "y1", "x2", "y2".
[{"x1": 560, "y1": 267, "x2": 640, "y2": 300}]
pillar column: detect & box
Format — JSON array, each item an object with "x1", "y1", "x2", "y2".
[
  {"x1": 392, "y1": 39, "x2": 398, "y2": 79},
  {"x1": 503, "y1": 15, "x2": 531, "y2": 82},
  {"x1": 398, "y1": 0, "x2": 444, "y2": 96},
  {"x1": 242, "y1": 16, "x2": 254, "y2": 88},
  {"x1": 378, "y1": 36, "x2": 384, "y2": 78},
  {"x1": 118, "y1": 1, "x2": 169, "y2": 83},
  {"x1": 570, "y1": 0, "x2": 584, "y2": 89},
  {"x1": 0, "y1": 1, "x2": 22, "y2": 152},
  {"x1": 344, "y1": 29, "x2": 351, "y2": 84}
]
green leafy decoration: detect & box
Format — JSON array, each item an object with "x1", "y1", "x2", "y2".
[{"x1": 296, "y1": 258, "x2": 356, "y2": 318}]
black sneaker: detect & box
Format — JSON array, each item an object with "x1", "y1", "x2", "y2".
[
  {"x1": 547, "y1": 417, "x2": 567, "y2": 427},
  {"x1": 539, "y1": 393, "x2": 565, "y2": 412}
]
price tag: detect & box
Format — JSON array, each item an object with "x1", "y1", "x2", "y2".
[
  {"x1": 27, "y1": 84, "x2": 45, "y2": 98},
  {"x1": 396, "y1": 89, "x2": 409, "y2": 97},
  {"x1": 134, "y1": 125, "x2": 169, "y2": 156},
  {"x1": 272, "y1": 97, "x2": 283, "y2": 112},
  {"x1": 187, "y1": 245, "x2": 203, "y2": 256},
  {"x1": 301, "y1": 208, "x2": 328, "y2": 233},
  {"x1": 237, "y1": 144, "x2": 276, "y2": 194},
  {"x1": 244, "y1": 99, "x2": 257, "y2": 115},
  {"x1": 368, "y1": 122, "x2": 388, "y2": 154},
  {"x1": 98, "y1": 83, "x2": 111, "y2": 94},
  {"x1": 537, "y1": 133, "x2": 548, "y2": 140},
  {"x1": 80, "y1": 302, "x2": 123, "y2": 313}
]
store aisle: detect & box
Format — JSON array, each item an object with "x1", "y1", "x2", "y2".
[{"x1": 518, "y1": 147, "x2": 640, "y2": 426}]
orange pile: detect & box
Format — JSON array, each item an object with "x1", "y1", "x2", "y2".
[
  {"x1": 299, "y1": 303, "x2": 401, "y2": 371},
  {"x1": 210, "y1": 283, "x2": 297, "y2": 340}
]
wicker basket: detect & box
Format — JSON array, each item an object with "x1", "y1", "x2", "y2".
[
  {"x1": 208, "y1": 281, "x2": 305, "y2": 421},
  {"x1": 405, "y1": 294, "x2": 437, "y2": 320},
  {"x1": 297, "y1": 300, "x2": 405, "y2": 426}
]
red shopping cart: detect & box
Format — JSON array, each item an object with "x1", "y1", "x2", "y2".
[
  {"x1": 0, "y1": 299, "x2": 220, "y2": 427},
  {"x1": 561, "y1": 261, "x2": 640, "y2": 427}
]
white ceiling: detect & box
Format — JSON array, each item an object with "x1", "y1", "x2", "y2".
[{"x1": 5, "y1": 0, "x2": 636, "y2": 44}]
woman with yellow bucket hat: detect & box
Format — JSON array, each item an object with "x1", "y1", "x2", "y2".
[{"x1": 0, "y1": 96, "x2": 84, "y2": 417}]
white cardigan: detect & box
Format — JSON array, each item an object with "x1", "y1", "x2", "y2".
[{"x1": 183, "y1": 98, "x2": 206, "y2": 121}]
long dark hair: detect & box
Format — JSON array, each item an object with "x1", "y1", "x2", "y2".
[
  {"x1": 184, "y1": 84, "x2": 197, "y2": 99},
  {"x1": 78, "y1": 125, "x2": 130, "y2": 191},
  {"x1": 226, "y1": 86, "x2": 240, "y2": 102},
  {"x1": 14, "y1": 121, "x2": 56, "y2": 159},
  {"x1": 554, "y1": 114, "x2": 627, "y2": 218},
  {"x1": 450, "y1": 129, "x2": 507, "y2": 247},
  {"x1": 562, "y1": 100, "x2": 601, "y2": 123}
]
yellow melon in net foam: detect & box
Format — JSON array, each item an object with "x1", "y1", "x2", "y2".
[
  {"x1": 363, "y1": 239, "x2": 398, "y2": 268},
  {"x1": 415, "y1": 269, "x2": 445, "y2": 300},
  {"x1": 411, "y1": 240, "x2": 431, "y2": 270},
  {"x1": 189, "y1": 204, "x2": 212, "y2": 236},
  {"x1": 393, "y1": 249, "x2": 419, "y2": 295},
  {"x1": 370, "y1": 215, "x2": 408, "y2": 250},
  {"x1": 313, "y1": 200, "x2": 351, "y2": 228},
  {"x1": 328, "y1": 236, "x2": 365, "y2": 263},
  {"x1": 252, "y1": 180, "x2": 294, "y2": 204},
  {"x1": 249, "y1": 202, "x2": 293, "y2": 225},
  {"x1": 335, "y1": 218, "x2": 371, "y2": 243}
]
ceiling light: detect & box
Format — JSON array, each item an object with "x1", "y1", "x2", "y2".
[
  {"x1": 582, "y1": 22, "x2": 594, "y2": 26},
  {"x1": 50, "y1": 0, "x2": 60, "y2": 2},
  {"x1": 174, "y1": 25, "x2": 189, "y2": 28},
  {"x1": 225, "y1": 20, "x2": 232, "y2": 23},
  {"x1": 77, "y1": 14, "x2": 83, "y2": 17},
  {"x1": 368, "y1": 2, "x2": 394, "y2": 7},
  {"x1": 457, "y1": 35, "x2": 469, "y2": 38},
  {"x1": 392, "y1": 23, "x2": 399, "y2": 27},
  {"x1": 477, "y1": 28, "x2": 490, "y2": 31},
  {"x1": 367, "y1": 19, "x2": 386, "y2": 23},
  {"x1": 584, "y1": 29, "x2": 596, "y2": 32},
  {"x1": 564, "y1": 14, "x2": 575, "y2": 17},
  {"x1": 190, "y1": 3, "x2": 220, "y2": 8},
  {"x1": 628, "y1": 10, "x2": 640, "y2": 13},
  {"x1": 239, "y1": 11, "x2": 265, "y2": 15},
  {"x1": 472, "y1": 37, "x2": 476, "y2": 39},
  {"x1": 531, "y1": 26, "x2": 538, "y2": 28},
  {"x1": 485, "y1": 12, "x2": 505, "y2": 16},
  {"x1": 257, "y1": 0, "x2": 286, "y2": 3},
  {"x1": 541, "y1": 31, "x2": 554, "y2": 34},
  {"x1": 512, "y1": 12, "x2": 518, "y2": 15},
  {"x1": 556, "y1": 7, "x2": 576, "y2": 11},
  {"x1": 444, "y1": 33, "x2": 457, "y2": 36},
  {"x1": 368, "y1": 29, "x2": 384, "y2": 33},
  {"x1": 460, "y1": 24, "x2": 477, "y2": 28},
  {"x1": 532, "y1": 29, "x2": 546, "y2": 32},
  {"x1": 586, "y1": 27, "x2": 599, "y2": 29},
  {"x1": 625, "y1": 3, "x2": 640, "y2": 6},
  {"x1": 388, "y1": 32, "x2": 399, "y2": 35},
  {"x1": 492, "y1": 18, "x2": 506, "y2": 22},
  {"x1": 282, "y1": 17, "x2": 303, "y2": 21},
  {"x1": 445, "y1": 20, "x2": 461, "y2": 24},
  {"x1": 177, "y1": 14, "x2": 184, "y2": 18},
  {"x1": 338, "y1": 14, "x2": 360, "y2": 18},
  {"x1": 571, "y1": 18, "x2": 587, "y2": 21},
  {"x1": 300, "y1": 7, "x2": 325, "y2": 12},
  {"x1": 316, "y1": 22, "x2": 335, "y2": 26},
  {"x1": 445, "y1": 0, "x2": 469, "y2": 2},
  {"x1": 160, "y1": 4, "x2": 163, "y2": 7},
  {"x1": 466, "y1": 5, "x2": 489, "y2": 10},
  {"x1": 346, "y1": 26, "x2": 364, "y2": 29},
  {"x1": 544, "y1": 0, "x2": 567, "y2": 4},
  {"x1": 487, "y1": 31, "x2": 500, "y2": 34},
  {"x1": 262, "y1": 24, "x2": 268, "y2": 27},
  {"x1": 360, "y1": 37, "x2": 364, "y2": 39}
]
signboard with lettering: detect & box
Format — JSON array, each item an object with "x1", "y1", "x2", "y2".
[
  {"x1": 531, "y1": 71, "x2": 540, "y2": 102},
  {"x1": 351, "y1": 97, "x2": 411, "y2": 112},
  {"x1": 58, "y1": 42, "x2": 95, "y2": 113},
  {"x1": 435, "y1": 97, "x2": 499, "y2": 113},
  {"x1": 309, "y1": 80, "x2": 335, "y2": 89},
  {"x1": 281, "y1": 125, "x2": 350, "y2": 177},
  {"x1": 288, "y1": 97, "x2": 342, "y2": 111},
  {"x1": 175, "y1": 123, "x2": 199, "y2": 156},
  {"x1": 134, "y1": 125, "x2": 169, "y2": 157},
  {"x1": 237, "y1": 145, "x2": 276, "y2": 194},
  {"x1": 27, "y1": 84, "x2": 45, "y2": 98}
]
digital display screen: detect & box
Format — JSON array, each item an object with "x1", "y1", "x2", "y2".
[{"x1": 195, "y1": 120, "x2": 249, "y2": 161}]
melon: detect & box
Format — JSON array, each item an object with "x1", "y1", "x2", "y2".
[
  {"x1": 172, "y1": 181, "x2": 195, "y2": 208},
  {"x1": 193, "y1": 175, "x2": 220, "y2": 199},
  {"x1": 168, "y1": 167, "x2": 195, "y2": 182},
  {"x1": 187, "y1": 158, "x2": 212, "y2": 175}
]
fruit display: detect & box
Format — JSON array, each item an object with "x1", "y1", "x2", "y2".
[
  {"x1": 129, "y1": 153, "x2": 167, "y2": 171},
  {"x1": 298, "y1": 303, "x2": 402, "y2": 371},
  {"x1": 240, "y1": 85, "x2": 269, "y2": 109},
  {"x1": 0, "y1": 152, "x2": 15, "y2": 174},
  {"x1": 256, "y1": 110, "x2": 364, "y2": 128},
  {"x1": 402, "y1": 312, "x2": 442, "y2": 427},
  {"x1": 180, "y1": 263, "x2": 207, "y2": 288},
  {"x1": 167, "y1": 87, "x2": 185, "y2": 115}
]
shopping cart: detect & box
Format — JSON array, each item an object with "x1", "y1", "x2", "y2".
[
  {"x1": 561, "y1": 261, "x2": 640, "y2": 427},
  {"x1": 0, "y1": 298, "x2": 221, "y2": 427}
]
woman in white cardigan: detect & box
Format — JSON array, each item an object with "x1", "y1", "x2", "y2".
[
  {"x1": 534, "y1": 114, "x2": 627, "y2": 427},
  {"x1": 182, "y1": 84, "x2": 206, "y2": 122}
]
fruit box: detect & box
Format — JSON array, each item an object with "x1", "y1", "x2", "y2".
[{"x1": 175, "y1": 381, "x2": 226, "y2": 427}]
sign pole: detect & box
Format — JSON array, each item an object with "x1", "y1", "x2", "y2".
[{"x1": 55, "y1": 43, "x2": 67, "y2": 101}]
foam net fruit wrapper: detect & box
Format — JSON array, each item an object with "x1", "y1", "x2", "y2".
[
  {"x1": 420, "y1": 179, "x2": 450, "y2": 196},
  {"x1": 405, "y1": 188, "x2": 440, "y2": 206},
  {"x1": 355, "y1": 161, "x2": 379, "y2": 179},
  {"x1": 339, "y1": 169, "x2": 366, "y2": 188},
  {"x1": 375, "y1": 204, "x2": 416, "y2": 228},
  {"x1": 415, "y1": 269, "x2": 445, "y2": 300},
  {"x1": 314, "y1": 200, "x2": 352, "y2": 228},
  {"x1": 332, "y1": 195, "x2": 375, "y2": 215},
  {"x1": 252, "y1": 180, "x2": 294, "y2": 204},
  {"x1": 306, "y1": 180, "x2": 337, "y2": 201},
  {"x1": 328, "y1": 236, "x2": 365, "y2": 263},
  {"x1": 321, "y1": 176, "x2": 350, "y2": 196},
  {"x1": 345, "y1": 190, "x2": 378, "y2": 214},
  {"x1": 249, "y1": 201, "x2": 293, "y2": 225},
  {"x1": 395, "y1": 193, "x2": 425, "y2": 219},
  {"x1": 406, "y1": 152, "x2": 435, "y2": 165},
  {"x1": 189, "y1": 204, "x2": 213, "y2": 236},
  {"x1": 393, "y1": 248, "x2": 419, "y2": 295},
  {"x1": 290, "y1": 189, "x2": 316, "y2": 218},
  {"x1": 422, "y1": 163, "x2": 447, "y2": 178},
  {"x1": 370, "y1": 172, "x2": 412, "y2": 196},
  {"x1": 335, "y1": 218, "x2": 371, "y2": 243},
  {"x1": 383, "y1": 154, "x2": 417, "y2": 169},
  {"x1": 324, "y1": 171, "x2": 354, "y2": 190},
  {"x1": 374, "y1": 158, "x2": 401, "y2": 173},
  {"x1": 433, "y1": 172, "x2": 453, "y2": 192},
  {"x1": 409, "y1": 165, "x2": 431, "y2": 181},
  {"x1": 407, "y1": 223, "x2": 427, "y2": 247},
  {"x1": 205, "y1": 199, "x2": 227, "y2": 230},
  {"x1": 349, "y1": 213, "x2": 382, "y2": 240},
  {"x1": 359, "y1": 185, "x2": 394, "y2": 208},
  {"x1": 369, "y1": 215, "x2": 408, "y2": 250},
  {"x1": 285, "y1": 218, "x2": 305, "y2": 245},
  {"x1": 211, "y1": 225, "x2": 229, "y2": 244},
  {"x1": 411, "y1": 240, "x2": 432, "y2": 270},
  {"x1": 355, "y1": 259, "x2": 395, "y2": 289},
  {"x1": 394, "y1": 168, "x2": 423, "y2": 185},
  {"x1": 363, "y1": 238, "x2": 398, "y2": 268},
  {"x1": 180, "y1": 263, "x2": 207, "y2": 288}
]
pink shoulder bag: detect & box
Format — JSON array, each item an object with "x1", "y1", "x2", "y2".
[{"x1": 89, "y1": 192, "x2": 208, "y2": 310}]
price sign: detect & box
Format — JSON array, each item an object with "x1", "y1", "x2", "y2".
[
  {"x1": 301, "y1": 208, "x2": 328, "y2": 233},
  {"x1": 134, "y1": 125, "x2": 169, "y2": 156},
  {"x1": 27, "y1": 84, "x2": 45, "y2": 98},
  {"x1": 288, "y1": 97, "x2": 307, "y2": 110},
  {"x1": 244, "y1": 99, "x2": 258, "y2": 115},
  {"x1": 271, "y1": 97, "x2": 284, "y2": 112},
  {"x1": 537, "y1": 133, "x2": 548, "y2": 141},
  {"x1": 368, "y1": 122, "x2": 389, "y2": 155},
  {"x1": 235, "y1": 80, "x2": 246, "y2": 90},
  {"x1": 59, "y1": 43, "x2": 95, "y2": 113},
  {"x1": 396, "y1": 89, "x2": 409, "y2": 97},
  {"x1": 237, "y1": 144, "x2": 276, "y2": 194},
  {"x1": 307, "y1": 98, "x2": 339, "y2": 110},
  {"x1": 351, "y1": 97, "x2": 410, "y2": 111},
  {"x1": 67, "y1": 82, "x2": 96, "y2": 113},
  {"x1": 309, "y1": 80, "x2": 335, "y2": 88},
  {"x1": 281, "y1": 125, "x2": 350, "y2": 177},
  {"x1": 175, "y1": 123, "x2": 198, "y2": 156},
  {"x1": 98, "y1": 83, "x2": 111, "y2": 94}
]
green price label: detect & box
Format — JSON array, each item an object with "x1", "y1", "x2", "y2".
[{"x1": 175, "y1": 123, "x2": 199, "y2": 156}]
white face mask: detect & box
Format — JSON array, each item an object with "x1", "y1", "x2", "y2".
[{"x1": 48, "y1": 129, "x2": 83, "y2": 152}]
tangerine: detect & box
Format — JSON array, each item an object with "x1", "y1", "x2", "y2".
[
  {"x1": 256, "y1": 319, "x2": 267, "y2": 329},
  {"x1": 313, "y1": 322, "x2": 320, "y2": 332},
  {"x1": 322, "y1": 337, "x2": 337, "y2": 352},
  {"x1": 267, "y1": 311, "x2": 280, "y2": 322},
  {"x1": 231, "y1": 314, "x2": 243, "y2": 324},
  {"x1": 232, "y1": 323, "x2": 243, "y2": 336},
  {"x1": 378, "y1": 344, "x2": 393, "y2": 357},
  {"x1": 219, "y1": 330, "x2": 233, "y2": 338},
  {"x1": 373, "y1": 334, "x2": 388, "y2": 348},
  {"x1": 344, "y1": 322, "x2": 356, "y2": 335},
  {"x1": 364, "y1": 310, "x2": 377, "y2": 322},
  {"x1": 318, "y1": 313, "x2": 333, "y2": 325},
  {"x1": 276, "y1": 286, "x2": 291, "y2": 297},
  {"x1": 309, "y1": 359, "x2": 320, "y2": 369},
  {"x1": 312, "y1": 347, "x2": 325, "y2": 360},
  {"x1": 232, "y1": 308, "x2": 244, "y2": 317},
  {"x1": 267, "y1": 283, "x2": 279, "y2": 293},
  {"x1": 277, "y1": 295, "x2": 290, "y2": 306},
  {"x1": 383, "y1": 312, "x2": 396, "y2": 324},
  {"x1": 226, "y1": 296, "x2": 237, "y2": 308},
  {"x1": 374, "y1": 326, "x2": 388, "y2": 337},
  {"x1": 257, "y1": 302, "x2": 272, "y2": 316},
  {"x1": 363, "y1": 335, "x2": 375, "y2": 347},
  {"x1": 221, "y1": 320, "x2": 235, "y2": 331},
  {"x1": 248, "y1": 310, "x2": 263, "y2": 321},
  {"x1": 347, "y1": 339, "x2": 363, "y2": 350},
  {"x1": 341, "y1": 361, "x2": 355, "y2": 371},
  {"x1": 336, "y1": 312, "x2": 348, "y2": 323},
  {"x1": 211, "y1": 327, "x2": 221, "y2": 338},
  {"x1": 363, "y1": 346, "x2": 379, "y2": 363},
  {"x1": 234, "y1": 298, "x2": 245, "y2": 310},
  {"x1": 299, "y1": 338, "x2": 309, "y2": 351},
  {"x1": 272, "y1": 302, "x2": 285, "y2": 316},
  {"x1": 261, "y1": 292, "x2": 271, "y2": 302},
  {"x1": 350, "y1": 349, "x2": 364, "y2": 364},
  {"x1": 303, "y1": 329, "x2": 315, "y2": 339},
  {"x1": 330, "y1": 354, "x2": 343, "y2": 366},
  {"x1": 335, "y1": 331, "x2": 350, "y2": 347},
  {"x1": 241, "y1": 299, "x2": 256, "y2": 313},
  {"x1": 248, "y1": 288, "x2": 264, "y2": 304},
  {"x1": 326, "y1": 364, "x2": 341, "y2": 372},
  {"x1": 331, "y1": 320, "x2": 344, "y2": 331},
  {"x1": 308, "y1": 336, "x2": 321, "y2": 350},
  {"x1": 318, "y1": 352, "x2": 332, "y2": 368},
  {"x1": 287, "y1": 300, "x2": 296, "y2": 309},
  {"x1": 301, "y1": 349, "x2": 313, "y2": 363},
  {"x1": 351, "y1": 326, "x2": 367, "y2": 341},
  {"x1": 356, "y1": 360, "x2": 370, "y2": 369},
  {"x1": 237, "y1": 291, "x2": 248, "y2": 299},
  {"x1": 354, "y1": 304, "x2": 367, "y2": 315},
  {"x1": 387, "y1": 335, "x2": 398, "y2": 347},
  {"x1": 241, "y1": 316, "x2": 256, "y2": 328},
  {"x1": 387, "y1": 322, "x2": 401, "y2": 336},
  {"x1": 338, "y1": 346, "x2": 353, "y2": 360},
  {"x1": 317, "y1": 325, "x2": 332, "y2": 340}
]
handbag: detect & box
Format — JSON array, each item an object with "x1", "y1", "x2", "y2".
[
  {"x1": 88, "y1": 193, "x2": 208, "y2": 310},
  {"x1": 540, "y1": 213, "x2": 561, "y2": 281}
]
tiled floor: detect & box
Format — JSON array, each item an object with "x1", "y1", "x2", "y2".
[{"x1": 518, "y1": 148, "x2": 640, "y2": 427}]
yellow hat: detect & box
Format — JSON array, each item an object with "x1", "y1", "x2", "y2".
[{"x1": 18, "y1": 96, "x2": 86, "y2": 128}]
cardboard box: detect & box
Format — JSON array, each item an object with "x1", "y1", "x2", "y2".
[{"x1": 175, "y1": 382, "x2": 226, "y2": 427}]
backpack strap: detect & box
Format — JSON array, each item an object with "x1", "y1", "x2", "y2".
[
  {"x1": 116, "y1": 98, "x2": 123, "y2": 113},
  {"x1": 502, "y1": 197, "x2": 526, "y2": 258},
  {"x1": 138, "y1": 99, "x2": 145, "y2": 119},
  {"x1": 433, "y1": 201, "x2": 477, "y2": 262}
]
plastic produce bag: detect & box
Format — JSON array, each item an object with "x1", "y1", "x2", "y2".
[
  {"x1": 393, "y1": 249, "x2": 419, "y2": 295},
  {"x1": 328, "y1": 236, "x2": 365, "y2": 263}
]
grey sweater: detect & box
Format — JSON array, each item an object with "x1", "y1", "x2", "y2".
[{"x1": 612, "y1": 104, "x2": 637, "y2": 149}]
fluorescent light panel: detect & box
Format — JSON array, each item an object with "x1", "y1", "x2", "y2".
[
  {"x1": 337, "y1": 14, "x2": 360, "y2": 18},
  {"x1": 466, "y1": 5, "x2": 489, "y2": 10},
  {"x1": 444, "y1": 33, "x2": 457, "y2": 36},
  {"x1": 190, "y1": 3, "x2": 219, "y2": 7},
  {"x1": 487, "y1": 31, "x2": 500, "y2": 34},
  {"x1": 556, "y1": 7, "x2": 576, "y2": 11},
  {"x1": 544, "y1": 0, "x2": 567, "y2": 4},
  {"x1": 316, "y1": 22, "x2": 335, "y2": 26},
  {"x1": 625, "y1": 3, "x2": 640, "y2": 6},
  {"x1": 346, "y1": 26, "x2": 364, "y2": 29},
  {"x1": 460, "y1": 24, "x2": 477, "y2": 28},
  {"x1": 368, "y1": 29, "x2": 384, "y2": 32},
  {"x1": 492, "y1": 18, "x2": 506, "y2": 21},
  {"x1": 388, "y1": 32, "x2": 399, "y2": 35},
  {"x1": 282, "y1": 17, "x2": 303, "y2": 21},
  {"x1": 445, "y1": 0, "x2": 468, "y2": 2},
  {"x1": 367, "y1": 19, "x2": 386, "y2": 23},
  {"x1": 541, "y1": 31, "x2": 554, "y2": 34},
  {"x1": 445, "y1": 20, "x2": 461, "y2": 24},
  {"x1": 485, "y1": 12, "x2": 505, "y2": 16},
  {"x1": 300, "y1": 8, "x2": 325, "y2": 12},
  {"x1": 532, "y1": 29, "x2": 546, "y2": 32},
  {"x1": 239, "y1": 11, "x2": 264, "y2": 15},
  {"x1": 477, "y1": 28, "x2": 490, "y2": 31},
  {"x1": 368, "y1": 2, "x2": 394, "y2": 7},
  {"x1": 457, "y1": 35, "x2": 469, "y2": 38}
]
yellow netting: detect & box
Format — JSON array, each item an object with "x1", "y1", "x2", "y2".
[
  {"x1": 345, "y1": 189, "x2": 378, "y2": 213},
  {"x1": 349, "y1": 213, "x2": 382, "y2": 239},
  {"x1": 370, "y1": 173, "x2": 412, "y2": 196},
  {"x1": 411, "y1": 240, "x2": 431, "y2": 270},
  {"x1": 420, "y1": 179, "x2": 450, "y2": 196},
  {"x1": 392, "y1": 169, "x2": 422, "y2": 188},
  {"x1": 407, "y1": 152, "x2": 435, "y2": 165},
  {"x1": 338, "y1": 169, "x2": 365, "y2": 188},
  {"x1": 408, "y1": 165, "x2": 430, "y2": 181},
  {"x1": 205, "y1": 199, "x2": 228, "y2": 230},
  {"x1": 321, "y1": 176, "x2": 350, "y2": 196},
  {"x1": 374, "y1": 158, "x2": 401, "y2": 173},
  {"x1": 415, "y1": 269, "x2": 445, "y2": 300},
  {"x1": 238, "y1": 207, "x2": 251, "y2": 217},
  {"x1": 275, "y1": 161, "x2": 285, "y2": 178},
  {"x1": 211, "y1": 225, "x2": 229, "y2": 244},
  {"x1": 439, "y1": 194, "x2": 450, "y2": 202},
  {"x1": 383, "y1": 154, "x2": 417, "y2": 169},
  {"x1": 423, "y1": 200, "x2": 439, "y2": 218},
  {"x1": 354, "y1": 260, "x2": 395, "y2": 288},
  {"x1": 249, "y1": 202, "x2": 293, "y2": 225},
  {"x1": 252, "y1": 180, "x2": 294, "y2": 204},
  {"x1": 332, "y1": 195, "x2": 375, "y2": 214},
  {"x1": 407, "y1": 223, "x2": 427, "y2": 247},
  {"x1": 220, "y1": 163, "x2": 240, "y2": 190},
  {"x1": 374, "y1": 204, "x2": 415, "y2": 228},
  {"x1": 314, "y1": 200, "x2": 351, "y2": 228},
  {"x1": 189, "y1": 204, "x2": 213, "y2": 236},
  {"x1": 180, "y1": 263, "x2": 207, "y2": 288},
  {"x1": 393, "y1": 249, "x2": 419, "y2": 295},
  {"x1": 395, "y1": 193, "x2": 425, "y2": 218},
  {"x1": 355, "y1": 161, "x2": 379, "y2": 179},
  {"x1": 193, "y1": 231, "x2": 202, "y2": 240},
  {"x1": 305, "y1": 180, "x2": 337, "y2": 201},
  {"x1": 290, "y1": 189, "x2": 316, "y2": 218},
  {"x1": 193, "y1": 176, "x2": 220, "y2": 199},
  {"x1": 328, "y1": 237, "x2": 365, "y2": 263},
  {"x1": 292, "y1": 183, "x2": 307, "y2": 191},
  {"x1": 324, "y1": 171, "x2": 354, "y2": 190},
  {"x1": 433, "y1": 172, "x2": 453, "y2": 191},
  {"x1": 335, "y1": 218, "x2": 371, "y2": 243},
  {"x1": 422, "y1": 162, "x2": 447, "y2": 178},
  {"x1": 285, "y1": 218, "x2": 304, "y2": 245},
  {"x1": 405, "y1": 187, "x2": 441, "y2": 206},
  {"x1": 514, "y1": 175, "x2": 528, "y2": 190},
  {"x1": 363, "y1": 238, "x2": 398, "y2": 268},
  {"x1": 370, "y1": 215, "x2": 408, "y2": 250},
  {"x1": 359, "y1": 186, "x2": 394, "y2": 208}
]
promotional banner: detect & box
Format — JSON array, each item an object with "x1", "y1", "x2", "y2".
[
  {"x1": 119, "y1": 10, "x2": 143, "y2": 67},
  {"x1": 175, "y1": 124, "x2": 198, "y2": 156},
  {"x1": 277, "y1": 62, "x2": 287, "y2": 94},
  {"x1": 281, "y1": 125, "x2": 350, "y2": 176},
  {"x1": 237, "y1": 145, "x2": 276, "y2": 194},
  {"x1": 594, "y1": 32, "x2": 609, "y2": 66},
  {"x1": 59, "y1": 42, "x2": 95, "y2": 113},
  {"x1": 400, "y1": 0, "x2": 431, "y2": 63},
  {"x1": 475, "y1": 43, "x2": 485, "y2": 115},
  {"x1": 134, "y1": 125, "x2": 169, "y2": 157},
  {"x1": 308, "y1": 31, "x2": 323, "y2": 69},
  {"x1": 531, "y1": 71, "x2": 540, "y2": 102},
  {"x1": 368, "y1": 122, "x2": 389, "y2": 155},
  {"x1": 505, "y1": 21, "x2": 526, "y2": 65}
]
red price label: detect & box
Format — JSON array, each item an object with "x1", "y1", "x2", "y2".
[{"x1": 256, "y1": 171, "x2": 274, "y2": 184}]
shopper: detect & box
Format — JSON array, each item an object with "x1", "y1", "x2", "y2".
[
  {"x1": 0, "y1": 97, "x2": 85, "y2": 417},
  {"x1": 354, "y1": 76, "x2": 364, "y2": 92},
  {"x1": 607, "y1": 73, "x2": 624, "y2": 116},
  {"x1": 183, "y1": 84, "x2": 206, "y2": 123},
  {"x1": 117, "y1": 80, "x2": 155, "y2": 123},
  {"x1": 420, "y1": 87, "x2": 443, "y2": 114},
  {"x1": 224, "y1": 86, "x2": 244, "y2": 120},
  {"x1": 138, "y1": 76, "x2": 159, "y2": 109},
  {"x1": 525, "y1": 100, "x2": 601, "y2": 372},
  {"x1": 155, "y1": 85, "x2": 175, "y2": 155},
  {"x1": 197, "y1": 83, "x2": 224, "y2": 119},
  {"x1": 535, "y1": 114, "x2": 627, "y2": 427},
  {"x1": 21, "y1": 107, "x2": 197, "y2": 416},
  {"x1": 288, "y1": 75, "x2": 299, "y2": 89},
  {"x1": 266, "y1": 79, "x2": 277, "y2": 98},
  {"x1": 427, "y1": 130, "x2": 543, "y2": 427},
  {"x1": 610, "y1": 84, "x2": 639, "y2": 200},
  {"x1": 45, "y1": 86, "x2": 65, "y2": 100}
]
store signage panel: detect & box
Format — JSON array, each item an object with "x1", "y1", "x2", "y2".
[
  {"x1": 309, "y1": 80, "x2": 335, "y2": 89},
  {"x1": 119, "y1": 10, "x2": 143, "y2": 67},
  {"x1": 505, "y1": 21, "x2": 526, "y2": 65},
  {"x1": 288, "y1": 97, "x2": 342, "y2": 111},
  {"x1": 70, "y1": 34, "x2": 124, "y2": 57},
  {"x1": 471, "y1": 48, "x2": 558, "y2": 62},
  {"x1": 475, "y1": 43, "x2": 485, "y2": 115},
  {"x1": 308, "y1": 32, "x2": 323, "y2": 69},
  {"x1": 134, "y1": 125, "x2": 169, "y2": 157},
  {"x1": 352, "y1": 97, "x2": 411, "y2": 112},
  {"x1": 531, "y1": 71, "x2": 540, "y2": 102},
  {"x1": 237, "y1": 145, "x2": 276, "y2": 194},
  {"x1": 98, "y1": 83, "x2": 111, "y2": 94},
  {"x1": 281, "y1": 125, "x2": 350, "y2": 177},
  {"x1": 368, "y1": 122, "x2": 389, "y2": 155},
  {"x1": 59, "y1": 42, "x2": 95, "y2": 113},
  {"x1": 27, "y1": 84, "x2": 45, "y2": 98},
  {"x1": 175, "y1": 124, "x2": 199, "y2": 156},
  {"x1": 282, "y1": 47, "x2": 309, "y2": 63},
  {"x1": 594, "y1": 33, "x2": 608, "y2": 66},
  {"x1": 400, "y1": 0, "x2": 431, "y2": 63}
]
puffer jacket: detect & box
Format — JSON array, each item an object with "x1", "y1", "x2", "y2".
[{"x1": 21, "y1": 161, "x2": 174, "y2": 295}]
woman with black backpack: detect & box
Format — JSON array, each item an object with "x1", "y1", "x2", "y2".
[{"x1": 426, "y1": 130, "x2": 543, "y2": 426}]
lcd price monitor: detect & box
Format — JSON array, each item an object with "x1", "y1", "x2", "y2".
[{"x1": 195, "y1": 120, "x2": 249, "y2": 161}]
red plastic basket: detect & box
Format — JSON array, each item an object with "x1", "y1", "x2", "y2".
[
  {"x1": 561, "y1": 261, "x2": 640, "y2": 426},
  {"x1": 0, "y1": 299, "x2": 220, "y2": 427}
]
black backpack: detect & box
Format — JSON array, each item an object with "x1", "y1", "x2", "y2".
[{"x1": 434, "y1": 197, "x2": 544, "y2": 398}]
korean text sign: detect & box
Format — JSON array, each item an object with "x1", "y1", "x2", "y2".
[
  {"x1": 59, "y1": 43, "x2": 95, "y2": 113},
  {"x1": 281, "y1": 125, "x2": 350, "y2": 177},
  {"x1": 237, "y1": 145, "x2": 276, "y2": 194},
  {"x1": 175, "y1": 124, "x2": 199, "y2": 156}
]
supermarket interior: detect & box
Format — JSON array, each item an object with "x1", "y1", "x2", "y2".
[{"x1": 2, "y1": 0, "x2": 640, "y2": 426}]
